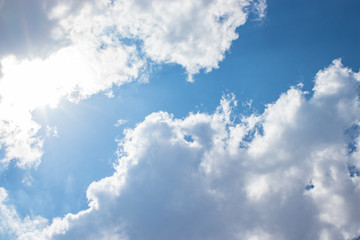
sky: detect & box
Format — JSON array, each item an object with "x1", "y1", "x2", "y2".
[{"x1": 0, "y1": 0, "x2": 360, "y2": 239}]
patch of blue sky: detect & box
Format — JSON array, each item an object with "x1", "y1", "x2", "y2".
[
  {"x1": 348, "y1": 165, "x2": 360, "y2": 178},
  {"x1": 223, "y1": 0, "x2": 360, "y2": 108},
  {"x1": 305, "y1": 181, "x2": 315, "y2": 191},
  {"x1": 345, "y1": 124, "x2": 360, "y2": 154}
]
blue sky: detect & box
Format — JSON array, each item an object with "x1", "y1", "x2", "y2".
[{"x1": 1, "y1": 0, "x2": 360, "y2": 239}]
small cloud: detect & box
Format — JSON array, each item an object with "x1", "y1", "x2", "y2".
[
  {"x1": 114, "y1": 119, "x2": 128, "y2": 127},
  {"x1": 46, "y1": 126, "x2": 59, "y2": 138},
  {"x1": 21, "y1": 174, "x2": 33, "y2": 187},
  {"x1": 253, "y1": 0, "x2": 267, "y2": 20},
  {"x1": 105, "y1": 90, "x2": 114, "y2": 98},
  {"x1": 242, "y1": 99, "x2": 253, "y2": 109}
]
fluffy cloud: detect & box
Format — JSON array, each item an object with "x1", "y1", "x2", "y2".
[
  {"x1": 100, "y1": 0, "x2": 267, "y2": 81},
  {"x1": 3, "y1": 60, "x2": 360, "y2": 239},
  {"x1": 0, "y1": 0, "x2": 264, "y2": 168}
]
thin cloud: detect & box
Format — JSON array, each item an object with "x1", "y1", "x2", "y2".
[{"x1": 114, "y1": 119, "x2": 128, "y2": 127}]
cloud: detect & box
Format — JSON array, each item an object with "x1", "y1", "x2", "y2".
[
  {"x1": 114, "y1": 119, "x2": 128, "y2": 127},
  {"x1": 2, "y1": 60, "x2": 360, "y2": 239},
  {"x1": 0, "y1": 188, "x2": 48, "y2": 240},
  {"x1": 102, "y1": 0, "x2": 266, "y2": 81},
  {"x1": 0, "y1": 0, "x2": 264, "y2": 168}
]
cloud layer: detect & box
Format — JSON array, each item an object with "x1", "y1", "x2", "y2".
[
  {"x1": 1, "y1": 60, "x2": 360, "y2": 240},
  {"x1": 0, "y1": 0, "x2": 264, "y2": 168}
]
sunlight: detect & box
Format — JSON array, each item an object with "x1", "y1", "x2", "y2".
[{"x1": 0, "y1": 48, "x2": 89, "y2": 111}]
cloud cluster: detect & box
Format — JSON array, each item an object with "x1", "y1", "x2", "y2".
[
  {"x1": 0, "y1": 0, "x2": 264, "y2": 168},
  {"x1": 2, "y1": 60, "x2": 360, "y2": 239}
]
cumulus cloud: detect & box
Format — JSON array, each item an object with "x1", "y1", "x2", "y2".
[
  {"x1": 102, "y1": 0, "x2": 265, "y2": 81},
  {"x1": 2, "y1": 60, "x2": 360, "y2": 239},
  {"x1": 0, "y1": 0, "x2": 264, "y2": 168}
]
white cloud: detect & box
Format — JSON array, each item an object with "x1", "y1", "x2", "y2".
[
  {"x1": 114, "y1": 119, "x2": 128, "y2": 127},
  {"x1": 21, "y1": 174, "x2": 34, "y2": 187},
  {"x1": 253, "y1": 0, "x2": 267, "y2": 20},
  {"x1": 3, "y1": 60, "x2": 360, "y2": 239},
  {"x1": 0, "y1": 0, "x2": 264, "y2": 168},
  {"x1": 102, "y1": 0, "x2": 265, "y2": 81}
]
